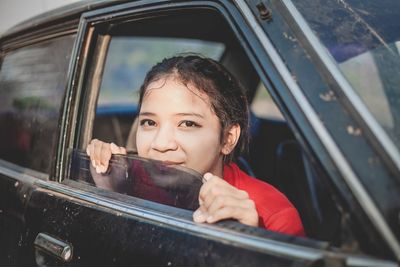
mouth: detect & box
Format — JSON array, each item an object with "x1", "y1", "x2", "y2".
[{"x1": 161, "y1": 161, "x2": 185, "y2": 166}]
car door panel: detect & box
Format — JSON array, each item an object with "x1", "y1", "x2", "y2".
[
  {"x1": 0, "y1": 166, "x2": 37, "y2": 267},
  {"x1": 26, "y1": 182, "x2": 300, "y2": 266}
]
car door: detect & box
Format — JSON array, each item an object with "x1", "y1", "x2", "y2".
[{"x1": 1, "y1": 1, "x2": 399, "y2": 266}]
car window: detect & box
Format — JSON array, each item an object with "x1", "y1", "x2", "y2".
[
  {"x1": 70, "y1": 150, "x2": 202, "y2": 210},
  {"x1": 0, "y1": 35, "x2": 75, "y2": 174},
  {"x1": 71, "y1": 6, "x2": 342, "y2": 246},
  {"x1": 71, "y1": 5, "x2": 326, "y2": 239},
  {"x1": 292, "y1": 0, "x2": 400, "y2": 154}
]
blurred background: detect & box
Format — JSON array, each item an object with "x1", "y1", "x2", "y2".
[{"x1": 0, "y1": 0, "x2": 81, "y2": 35}]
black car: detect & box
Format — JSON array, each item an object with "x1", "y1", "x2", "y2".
[{"x1": 1, "y1": 0, "x2": 400, "y2": 266}]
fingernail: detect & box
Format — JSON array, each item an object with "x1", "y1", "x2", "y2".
[
  {"x1": 96, "y1": 166, "x2": 101, "y2": 174},
  {"x1": 193, "y1": 210, "x2": 205, "y2": 222},
  {"x1": 92, "y1": 160, "x2": 96, "y2": 168},
  {"x1": 203, "y1": 173, "x2": 213, "y2": 182},
  {"x1": 110, "y1": 142, "x2": 118, "y2": 151}
]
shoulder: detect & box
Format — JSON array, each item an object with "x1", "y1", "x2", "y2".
[{"x1": 224, "y1": 163, "x2": 292, "y2": 213}]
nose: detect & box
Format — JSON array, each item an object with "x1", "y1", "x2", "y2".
[{"x1": 150, "y1": 124, "x2": 178, "y2": 152}]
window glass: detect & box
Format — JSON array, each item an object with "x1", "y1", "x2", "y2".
[
  {"x1": 93, "y1": 37, "x2": 225, "y2": 146},
  {"x1": 99, "y1": 37, "x2": 225, "y2": 107},
  {"x1": 0, "y1": 35, "x2": 75, "y2": 174},
  {"x1": 292, "y1": 0, "x2": 400, "y2": 153},
  {"x1": 70, "y1": 149, "x2": 202, "y2": 210},
  {"x1": 251, "y1": 82, "x2": 284, "y2": 120}
]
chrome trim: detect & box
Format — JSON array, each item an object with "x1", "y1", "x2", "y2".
[
  {"x1": 346, "y1": 256, "x2": 398, "y2": 267},
  {"x1": 0, "y1": 159, "x2": 47, "y2": 184},
  {"x1": 1, "y1": 29, "x2": 77, "y2": 53},
  {"x1": 35, "y1": 179, "x2": 322, "y2": 261},
  {"x1": 281, "y1": 1, "x2": 400, "y2": 171},
  {"x1": 234, "y1": 0, "x2": 400, "y2": 260},
  {"x1": 34, "y1": 233, "x2": 73, "y2": 262}
]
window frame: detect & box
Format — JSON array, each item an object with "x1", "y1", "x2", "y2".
[{"x1": 59, "y1": 0, "x2": 332, "y2": 260}]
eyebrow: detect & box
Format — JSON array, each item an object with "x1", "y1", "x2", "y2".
[
  {"x1": 176, "y1": 112, "x2": 204, "y2": 119},
  {"x1": 139, "y1": 112, "x2": 156, "y2": 116},
  {"x1": 139, "y1": 111, "x2": 204, "y2": 119}
]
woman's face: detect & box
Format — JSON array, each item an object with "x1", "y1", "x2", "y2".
[{"x1": 136, "y1": 76, "x2": 225, "y2": 176}]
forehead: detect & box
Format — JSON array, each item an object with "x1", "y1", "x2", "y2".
[{"x1": 143, "y1": 76, "x2": 211, "y2": 106}]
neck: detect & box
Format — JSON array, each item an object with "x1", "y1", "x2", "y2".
[{"x1": 208, "y1": 156, "x2": 224, "y2": 178}]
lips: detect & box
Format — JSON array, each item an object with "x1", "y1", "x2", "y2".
[
  {"x1": 161, "y1": 160, "x2": 185, "y2": 166},
  {"x1": 147, "y1": 154, "x2": 185, "y2": 166}
]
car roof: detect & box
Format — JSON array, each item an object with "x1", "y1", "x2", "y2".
[{"x1": 0, "y1": 0, "x2": 129, "y2": 40}]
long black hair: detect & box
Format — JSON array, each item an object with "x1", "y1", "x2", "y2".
[{"x1": 138, "y1": 55, "x2": 249, "y2": 163}]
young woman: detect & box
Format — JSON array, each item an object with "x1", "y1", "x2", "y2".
[{"x1": 87, "y1": 55, "x2": 305, "y2": 236}]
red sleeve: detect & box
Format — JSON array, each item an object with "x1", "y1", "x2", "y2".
[{"x1": 259, "y1": 207, "x2": 305, "y2": 237}]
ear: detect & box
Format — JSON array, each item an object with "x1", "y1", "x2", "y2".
[{"x1": 221, "y1": 124, "x2": 241, "y2": 155}]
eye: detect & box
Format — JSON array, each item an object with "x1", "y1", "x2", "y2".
[
  {"x1": 179, "y1": 120, "x2": 200, "y2": 128},
  {"x1": 140, "y1": 119, "x2": 156, "y2": 127}
]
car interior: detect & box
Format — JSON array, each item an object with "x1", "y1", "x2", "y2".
[{"x1": 87, "y1": 7, "x2": 349, "y2": 251}]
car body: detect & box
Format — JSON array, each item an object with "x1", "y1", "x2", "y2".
[{"x1": 0, "y1": 0, "x2": 399, "y2": 266}]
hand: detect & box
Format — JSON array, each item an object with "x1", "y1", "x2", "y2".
[
  {"x1": 193, "y1": 173, "x2": 259, "y2": 227},
  {"x1": 86, "y1": 139, "x2": 127, "y2": 191},
  {"x1": 86, "y1": 139, "x2": 127, "y2": 173}
]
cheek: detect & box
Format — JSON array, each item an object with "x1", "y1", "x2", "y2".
[
  {"x1": 179, "y1": 128, "x2": 220, "y2": 150},
  {"x1": 136, "y1": 129, "x2": 152, "y2": 156},
  {"x1": 178, "y1": 129, "x2": 223, "y2": 170}
]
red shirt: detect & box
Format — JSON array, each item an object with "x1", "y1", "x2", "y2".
[{"x1": 223, "y1": 163, "x2": 305, "y2": 237}]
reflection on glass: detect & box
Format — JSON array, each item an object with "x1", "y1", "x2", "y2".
[
  {"x1": 70, "y1": 150, "x2": 202, "y2": 210},
  {"x1": 292, "y1": 0, "x2": 400, "y2": 151},
  {"x1": 98, "y1": 37, "x2": 225, "y2": 107},
  {"x1": 0, "y1": 35, "x2": 76, "y2": 173}
]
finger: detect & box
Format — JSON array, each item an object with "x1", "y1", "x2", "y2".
[
  {"x1": 202, "y1": 172, "x2": 213, "y2": 183},
  {"x1": 110, "y1": 143, "x2": 120, "y2": 154},
  {"x1": 93, "y1": 139, "x2": 103, "y2": 167},
  {"x1": 110, "y1": 143, "x2": 127, "y2": 155},
  {"x1": 202, "y1": 185, "x2": 236, "y2": 210},
  {"x1": 119, "y1": 146, "x2": 127, "y2": 155},
  {"x1": 86, "y1": 144, "x2": 91, "y2": 156},
  {"x1": 200, "y1": 176, "x2": 248, "y2": 207},
  {"x1": 207, "y1": 204, "x2": 258, "y2": 226},
  {"x1": 206, "y1": 206, "x2": 238, "y2": 223},
  {"x1": 199, "y1": 173, "x2": 229, "y2": 202},
  {"x1": 206, "y1": 187, "x2": 249, "y2": 210},
  {"x1": 87, "y1": 140, "x2": 97, "y2": 167},
  {"x1": 92, "y1": 140, "x2": 111, "y2": 173},
  {"x1": 193, "y1": 205, "x2": 208, "y2": 223},
  {"x1": 99, "y1": 143, "x2": 112, "y2": 172},
  {"x1": 206, "y1": 195, "x2": 254, "y2": 215},
  {"x1": 205, "y1": 206, "x2": 254, "y2": 225}
]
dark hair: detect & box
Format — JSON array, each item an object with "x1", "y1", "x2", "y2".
[{"x1": 138, "y1": 55, "x2": 249, "y2": 163}]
